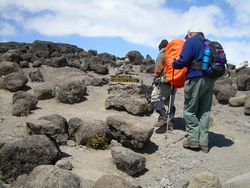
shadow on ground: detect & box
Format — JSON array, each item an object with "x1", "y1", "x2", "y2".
[{"x1": 209, "y1": 131, "x2": 234, "y2": 149}]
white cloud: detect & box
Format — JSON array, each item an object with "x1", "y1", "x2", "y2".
[
  {"x1": 0, "y1": 1, "x2": 237, "y2": 42},
  {"x1": 0, "y1": 0, "x2": 249, "y2": 64},
  {"x1": 0, "y1": 22, "x2": 16, "y2": 36}
]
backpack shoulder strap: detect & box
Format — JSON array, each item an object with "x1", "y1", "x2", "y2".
[
  {"x1": 195, "y1": 35, "x2": 206, "y2": 43},
  {"x1": 190, "y1": 35, "x2": 207, "y2": 70}
]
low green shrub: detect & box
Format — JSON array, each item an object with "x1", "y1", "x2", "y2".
[{"x1": 87, "y1": 133, "x2": 110, "y2": 149}]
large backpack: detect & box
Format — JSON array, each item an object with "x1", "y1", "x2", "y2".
[
  {"x1": 191, "y1": 37, "x2": 228, "y2": 79},
  {"x1": 165, "y1": 38, "x2": 187, "y2": 88}
]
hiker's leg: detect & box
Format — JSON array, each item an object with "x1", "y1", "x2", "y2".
[
  {"x1": 151, "y1": 84, "x2": 166, "y2": 120},
  {"x1": 168, "y1": 88, "x2": 177, "y2": 119},
  {"x1": 154, "y1": 100, "x2": 166, "y2": 120},
  {"x1": 162, "y1": 84, "x2": 176, "y2": 120},
  {"x1": 160, "y1": 83, "x2": 171, "y2": 111},
  {"x1": 183, "y1": 78, "x2": 201, "y2": 142},
  {"x1": 198, "y1": 77, "x2": 215, "y2": 146}
]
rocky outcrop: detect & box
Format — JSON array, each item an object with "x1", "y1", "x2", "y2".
[
  {"x1": 74, "y1": 119, "x2": 111, "y2": 146},
  {"x1": 67, "y1": 117, "x2": 83, "y2": 136},
  {"x1": 26, "y1": 114, "x2": 69, "y2": 145},
  {"x1": 0, "y1": 61, "x2": 24, "y2": 76},
  {"x1": 126, "y1": 50, "x2": 144, "y2": 65},
  {"x1": 1, "y1": 40, "x2": 250, "y2": 187},
  {"x1": 3, "y1": 72, "x2": 28, "y2": 92},
  {"x1": 54, "y1": 79, "x2": 87, "y2": 104},
  {"x1": 229, "y1": 95, "x2": 246, "y2": 107},
  {"x1": 106, "y1": 115, "x2": 154, "y2": 149},
  {"x1": 188, "y1": 171, "x2": 222, "y2": 188},
  {"x1": 52, "y1": 57, "x2": 68, "y2": 68},
  {"x1": 0, "y1": 135, "x2": 61, "y2": 183},
  {"x1": 33, "y1": 82, "x2": 55, "y2": 100},
  {"x1": 12, "y1": 91, "x2": 38, "y2": 109},
  {"x1": 29, "y1": 68, "x2": 44, "y2": 82},
  {"x1": 236, "y1": 75, "x2": 250, "y2": 91},
  {"x1": 213, "y1": 84, "x2": 237, "y2": 103},
  {"x1": 111, "y1": 145, "x2": 146, "y2": 176},
  {"x1": 105, "y1": 83, "x2": 153, "y2": 115},
  {"x1": 11, "y1": 91, "x2": 38, "y2": 116},
  {"x1": 94, "y1": 175, "x2": 141, "y2": 188},
  {"x1": 244, "y1": 95, "x2": 250, "y2": 115},
  {"x1": 11, "y1": 165, "x2": 83, "y2": 188}
]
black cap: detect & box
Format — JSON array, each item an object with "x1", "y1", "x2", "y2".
[{"x1": 158, "y1": 39, "x2": 168, "y2": 51}]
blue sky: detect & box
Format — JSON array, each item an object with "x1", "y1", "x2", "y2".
[{"x1": 1, "y1": 0, "x2": 250, "y2": 65}]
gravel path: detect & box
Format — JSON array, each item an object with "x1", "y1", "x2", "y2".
[{"x1": 1, "y1": 65, "x2": 250, "y2": 187}]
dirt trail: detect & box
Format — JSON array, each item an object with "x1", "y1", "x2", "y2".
[{"x1": 1, "y1": 65, "x2": 250, "y2": 187}]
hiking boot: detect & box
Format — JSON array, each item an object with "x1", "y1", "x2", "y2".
[
  {"x1": 200, "y1": 146, "x2": 209, "y2": 153},
  {"x1": 154, "y1": 119, "x2": 167, "y2": 127},
  {"x1": 182, "y1": 139, "x2": 199, "y2": 148}
]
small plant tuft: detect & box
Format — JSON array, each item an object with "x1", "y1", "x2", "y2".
[
  {"x1": 68, "y1": 132, "x2": 76, "y2": 141},
  {"x1": 87, "y1": 133, "x2": 110, "y2": 149}
]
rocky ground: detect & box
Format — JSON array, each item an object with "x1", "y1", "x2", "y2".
[{"x1": 1, "y1": 65, "x2": 250, "y2": 188}]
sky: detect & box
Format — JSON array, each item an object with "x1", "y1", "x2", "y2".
[{"x1": 1, "y1": 0, "x2": 250, "y2": 66}]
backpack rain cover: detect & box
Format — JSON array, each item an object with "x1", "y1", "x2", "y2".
[{"x1": 165, "y1": 38, "x2": 187, "y2": 88}]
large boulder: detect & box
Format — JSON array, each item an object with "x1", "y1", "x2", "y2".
[
  {"x1": 74, "y1": 119, "x2": 111, "y2": 145},
  {"x1": 88, "y1": 56, "x2": 109, "y2": 75},
  {"x1": 31, "y1": 40, "x2": 55, "y2": 58},
  {"x1": 0, "y1": 61, "x2": 23, "y2": 77},
  {"x1": 11, "y1": 98, "x2": 30, "y2": 116},
  {"x1": 0, "y1": 50, "x2": 23, "y2": 64},
  {"x1": 188, "y1": 171, "x2": 222, "y2": 188},
  {"x1": 126, "y1": 51, "x2": 144, "y2": 65},
  {"x1": 26, "y1": 114, "x2": 69, "y2": 145},
  {"x1": 111, "y1": 146, "x2": 146, "y2": 176},
  {"x1": 244, "y1": 96, "x2": 250, "y2": 115},
  {"x1": 12, "y1": 91, "x2": 38, "y2": 110},
  {"x1": 33, "y1": 82, "x2": 55, "y2": 100},
  {"x1": 94, "y1": 175, "x2": 141, "y2": 188},
  {"x1": 67, "y1": 117, "x2": 82, "y2": 136},
  {"x1": 11, "y1": 91, "x2": 38, "y2": 116},
  {"x1": 13, "y1": 165, "x2": 82, "y2": 188},
  {"x1": 52, "y1": 57, "x2": 68, "y2": 68},
  {"x1": 229, "y1": 95, "x2": 246, "y2": 107},
  {"x1": 236, "y1": 75, "x2": 250, "y2": 91},
  {"x1": 3, "y1": 73, "x2": 28, "y2": 92},
  {"x1": 29, "y1": 68, "x2": 44, "y2": 82},
  {"x1": 54, "y1": 80, "x2": 87, "y2": 104},
  {"x1": 106, "y1": 115, "x2": 154, "y2": 149},
  {"x1": 105, "y1": 83, "x2": 153, "y2": 115},
  {"x1": 0, "y1": 135, "x2": 61, "y2": 183},
  {"x1": 213, "y1": 84, "x2": 237, "y2": 103},
  {"x1": 21, "y1": 52, "x2": 34, "y2": 62}
]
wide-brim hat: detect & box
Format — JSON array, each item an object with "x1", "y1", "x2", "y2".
[{"x1": 185, "y1": 26, "x2": 202, "y2": 39}]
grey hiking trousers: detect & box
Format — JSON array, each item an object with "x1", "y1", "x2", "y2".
[
  {"x1": 151, "y1": 83, "x2": 176, "y2": 120},
  {"x1": 184, "y1": 76, "x2": 215, "y2": 146},
  {"x1": 151, "y1": 83, "x2": 176, "y2": 106}
]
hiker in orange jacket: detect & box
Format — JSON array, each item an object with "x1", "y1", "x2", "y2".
[{"x1": 151, "y1": 39, "x2": 176, "y2": 129}]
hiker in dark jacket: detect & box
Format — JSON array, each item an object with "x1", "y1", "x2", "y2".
[
  {"x1": 172, "y1": 26, "x2": 215, "y2": 153},
  {"x1": 151, "y1": 39, "x2": 176, "y2": 128}
]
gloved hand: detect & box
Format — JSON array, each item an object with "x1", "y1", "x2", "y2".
[{"x1": 172, "y1": 59, "x2": 176, "y2": 67}]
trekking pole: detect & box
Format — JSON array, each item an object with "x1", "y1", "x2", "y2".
[{"x1": 166, "y1": 68, "x2": 175, "y2": 138}]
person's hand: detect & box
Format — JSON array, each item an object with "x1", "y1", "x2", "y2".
[{"x1": 172, "y1": 59, "x2": 176, "y2": 68}]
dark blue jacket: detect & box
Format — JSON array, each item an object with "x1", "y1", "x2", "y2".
[{"x1": 172, "y1": 33, "x2": 205, "y2": 80}]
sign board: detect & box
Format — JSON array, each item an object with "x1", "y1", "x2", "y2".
[{"x1": 111, "y1": 75, "x2": 139, "y2": 83}]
